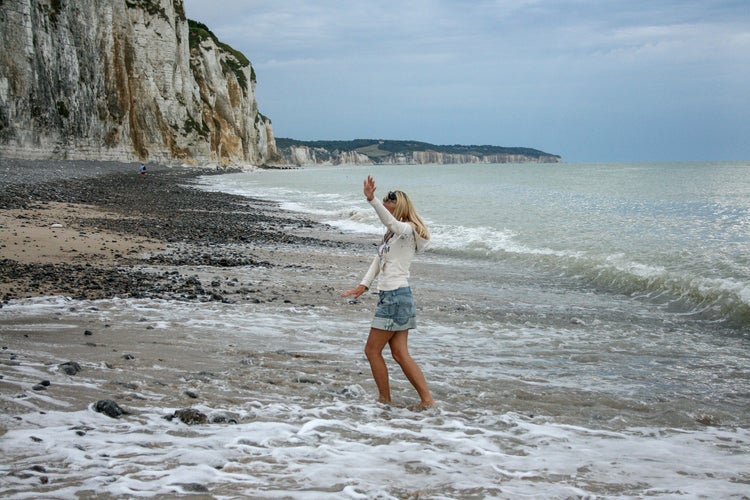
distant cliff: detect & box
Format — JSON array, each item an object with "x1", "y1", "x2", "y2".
[
  {"x1": 275, "y1": 139, "x2": 562, "y2": 166},
  {"x1": 0, "y1": 0, "x2": 277, "y2": 166}
]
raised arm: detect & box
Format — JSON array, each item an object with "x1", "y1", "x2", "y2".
[
  {"x1": 369, "y1": 197, "x2": 413, "y2": 235},
  {"x1": 363, "y1": 175, "x2": 413, "y2": 236}
]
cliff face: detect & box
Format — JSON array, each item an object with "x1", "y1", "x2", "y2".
[
  {"x1": 392, "y1": 151, "x2": 562, "y2": 165},
  {"x1": 278, "y1": 144, "x2": 562, "y2": 166},
  {"x1": 286, "y1": 146, "x2": 372, "y2": 166},
  {"x1": 0, "y1": 0, "x2": 277, "y2": 166}
]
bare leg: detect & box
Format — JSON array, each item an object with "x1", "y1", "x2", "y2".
[
  {"x1": 364, "y1": 327, "x2": 396, "y2": 403},
  {"x1": 388, "y1": 330, "x2": 435, "y2": 409}
]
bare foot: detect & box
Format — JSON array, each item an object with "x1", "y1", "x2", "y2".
[
  {"x1": 409, "y1": 400, "x2": 436, "y2": 412},
  {"x1": 376, "y1": 397, "x2": 392, "y2": 405}
]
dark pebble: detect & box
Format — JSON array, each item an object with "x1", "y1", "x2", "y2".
[
  {"x1": 170, "y1": 408, "x2": 208, "y2": 425},
  {"x1": 209, "y1": 414, "x2": 238, "y2": 425},
  {"x1": 295, "y1": 377, "x2": 320, "y2": 384},
  {"x1": 59, "y1": 361, "x2": 82, "y2": 375},
  {"x1": 93, "y1": 399, "x2": 129, "y2": 418},
  {"x1": 181, "y1": 483, "x2": 209, "y2": 493}
]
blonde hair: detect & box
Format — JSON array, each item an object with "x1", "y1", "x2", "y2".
[{"x1": 383, "y1": 190, "x2": 430, "y2": 240}]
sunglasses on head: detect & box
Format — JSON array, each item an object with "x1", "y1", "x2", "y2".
[{"x1": 385, "y1": 191, "x2": 398, "y2": 202}]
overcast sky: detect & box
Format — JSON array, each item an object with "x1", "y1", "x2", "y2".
[{"x1": 182, "y1": 0, "x2": 749, "y2": 163}]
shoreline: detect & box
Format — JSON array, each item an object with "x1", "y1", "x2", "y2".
[{"x1": 1, "y1": 159, "x2": 363, "y2": 303}]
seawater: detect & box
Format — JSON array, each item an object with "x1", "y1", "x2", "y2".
[
  {"x1": 2, "y1": 162, "x2": 749, "y2": 498},
  {"x1": 200, "y1": 161, "x2": 750, "y2": 328}
]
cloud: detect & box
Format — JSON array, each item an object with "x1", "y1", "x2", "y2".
[{"x1": 183, "y1": 0, "x2": 750, "y2": 161}]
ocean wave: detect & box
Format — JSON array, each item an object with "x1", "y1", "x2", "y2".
[
  {"x1": 322, "y1": 206, "x2": 381, "y2": 234},
  {"x1": 426, "y1": 224, "x2": 750, "y2": 328},
  {"x1": 580, "y1": 257, "x2": 750, "y2": 328},
  {"x1": 429, "y1": 224, "x2": 577, "y2": 258}
]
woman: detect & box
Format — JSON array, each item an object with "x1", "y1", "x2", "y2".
[{"x1": 342, "y1": 175, "x2": 435, "y2": 410}]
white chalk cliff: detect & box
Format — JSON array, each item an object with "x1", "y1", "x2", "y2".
[
  {"x1": 0, "y1": 0, "x2": 277, "y2": 166},
  {"x1": 276, "y1": 139, "x2": 562, "y2": 166}
]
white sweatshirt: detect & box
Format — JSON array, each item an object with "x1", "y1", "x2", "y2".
[{"x1": 359, "y1": 197, "x2": 428, "y2": 291}]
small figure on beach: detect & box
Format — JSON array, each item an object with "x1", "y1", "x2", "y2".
[
  {"x1": 139, "y1": 163, "x2": 147, "y2": 177},
  {"x1": 342, "y1": 175, "x2": 435, "y2": 410}
]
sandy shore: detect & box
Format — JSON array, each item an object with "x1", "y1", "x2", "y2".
[{"x1": 0, "y1": 201, "x2": 164, "y2": 266}]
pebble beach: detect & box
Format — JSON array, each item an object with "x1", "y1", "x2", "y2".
[{"x1": 0, "y1": 159, "x2": 355, "y2": 302}]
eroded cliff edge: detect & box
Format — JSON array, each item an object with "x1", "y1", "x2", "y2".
[{"x1": 0, "y1": 0, "x2": 277, "y2": 166}]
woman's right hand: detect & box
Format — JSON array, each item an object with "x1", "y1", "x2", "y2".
[
  {"x1": 363, "y1": 176, "x2": 376, "y2": 201},
  {"x1": 342, "y1": 284, "x2": 367, "y2": 300}
]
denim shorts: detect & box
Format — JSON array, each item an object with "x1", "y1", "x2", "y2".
[{"x1": 371, "y1": 287, "x2": 417, "y2": 331}]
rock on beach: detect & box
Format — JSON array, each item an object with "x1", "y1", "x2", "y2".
[{"x1": 93, "y1": 399, "x2": 129, "y2": 418}]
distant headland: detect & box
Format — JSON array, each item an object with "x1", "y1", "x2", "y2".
[{"x1": 274, "y1": 138, "x2": 562, "y2": 166}]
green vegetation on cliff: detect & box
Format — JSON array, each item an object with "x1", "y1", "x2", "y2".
[{"x1": 188, "y1": 19, "x2": 254, "y2": 91}]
